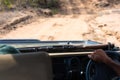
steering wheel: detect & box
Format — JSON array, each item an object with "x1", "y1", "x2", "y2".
[{"x1": 86, "y1": 51, "x2": 120, "y2": 80}]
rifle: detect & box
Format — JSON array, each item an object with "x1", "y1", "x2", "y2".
[{"x1": 18, "y1": 43, "x2": 120, "y2": 57}]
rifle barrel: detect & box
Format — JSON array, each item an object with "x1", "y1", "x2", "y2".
[{"x1": 18, "y1": 44, "x2": 114, "y2": 53}]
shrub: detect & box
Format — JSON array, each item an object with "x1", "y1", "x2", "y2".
[{"x1": 0, "y1": 0, "x2": 60, "y2": 10}]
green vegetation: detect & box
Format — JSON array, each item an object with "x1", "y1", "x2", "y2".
[
  {"x1": 47, "y1": 0, "x2": 60, "y2": 14},
  {"x1": 0, "y1": 0, "x2": 60, "y2": 10}
]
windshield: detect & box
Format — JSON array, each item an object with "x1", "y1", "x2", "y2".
[{"x1": 0, "y1": 0, "x2": 120, "y2": 47}]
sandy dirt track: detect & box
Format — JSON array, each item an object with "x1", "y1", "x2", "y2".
[
  {"x1": 2, "y1": 15, "x2": 89, "y2": 40},
  {"x1": 1, "y1": 9, "x2": 120, "y2": 46}
]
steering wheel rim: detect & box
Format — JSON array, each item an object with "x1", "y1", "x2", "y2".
[{"x1": 86, "y1": 51, "x2": 120, "y2": 80}]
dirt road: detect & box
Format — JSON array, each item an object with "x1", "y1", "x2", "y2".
[
  {"x1": 2, "y1": 15, "x2": 89, "y2": 40},
  {"x1": 1, "y1": 9, "x2": 120, "y2": 46}
]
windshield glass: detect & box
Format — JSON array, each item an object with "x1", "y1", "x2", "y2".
[{"x1": 0, "y1": 0, "x2": 120, "y2": 47}]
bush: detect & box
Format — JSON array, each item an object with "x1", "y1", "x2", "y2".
[
  {"x1": 47, "y1": 0, "x2": 60, "y2": 8},
  {"x1": 0, "y1": 0, "x2": 60, "y2": 10},
  {"x1": 0, "y1": 0, "x2": 43, "y2": 9}
]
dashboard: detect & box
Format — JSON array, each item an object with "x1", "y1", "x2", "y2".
[
  {"x1": 0, "y1": 39, "x2": 119, "y2": 80},
  {"x1": 52, "y1": 55, "x2": 89, "y2": 80}
]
